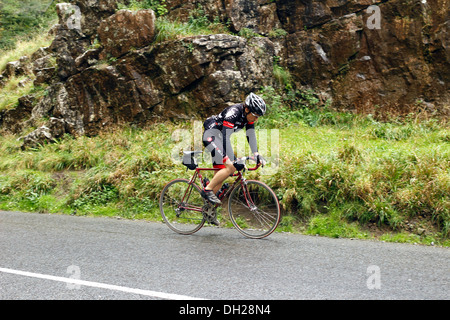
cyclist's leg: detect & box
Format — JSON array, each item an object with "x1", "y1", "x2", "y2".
[
  {"x1": 203, "y1": 134, "x2": 236, "y2": 193},
  {"x1": 206, "y1": 159, "x2": 235, "y2": 194},
  {"x1": 210, "y1": 164, "x2": 225, "y2": 194},
  {"x1": 203, "y1": 132, "x2": 227, "y2": 204}
]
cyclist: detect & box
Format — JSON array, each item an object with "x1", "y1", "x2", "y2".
[{"x1": 201, "y1": 92, "x2": 267, "y2": 206}]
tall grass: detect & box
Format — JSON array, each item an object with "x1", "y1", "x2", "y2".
[
  {"x1": 266, "y1": 116, "x2": 449, "y2": 240},
  {"x1": 0, "y1": 125, "x2": 184, "y2": 218}
]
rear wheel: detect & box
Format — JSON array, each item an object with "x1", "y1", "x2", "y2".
[
  {"x1": 159, "y1": 179, "x2": 205, "y2": 235},
  {"x1": 228, "y1": 180, "x2": 280, "y2": 239}
]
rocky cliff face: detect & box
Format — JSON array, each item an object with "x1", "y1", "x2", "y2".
[{"x1": 0, "y1": 0, "x2": 448, "y2": 147}]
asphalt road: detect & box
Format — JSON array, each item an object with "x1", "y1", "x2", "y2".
[{"x1": 0, "y1": 210, "x2": 448, "y2": 300}]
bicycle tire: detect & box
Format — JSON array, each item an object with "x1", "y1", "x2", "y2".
[
  {"x1": 159, "y1": 179, "x2": 206, "y2": 235},
  {"x1": 228, "y1": 180, "x2": 280, "y2": 239}
]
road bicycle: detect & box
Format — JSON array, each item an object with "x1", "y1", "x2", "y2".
[{"x1": 159, "y1": 151, "x2": 281, "y2": 239}]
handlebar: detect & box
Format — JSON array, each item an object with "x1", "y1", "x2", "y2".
[{"x1": 240, "y1": 155, "x2": 264, "y2": 171}]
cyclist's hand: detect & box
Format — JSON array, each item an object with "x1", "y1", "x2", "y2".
[
  {"x1": 254, "y1": 153, "x2": 266, "y2": 167},
  {"x1": 233, "y1": 158, "x2": 246, "y2": 171}
]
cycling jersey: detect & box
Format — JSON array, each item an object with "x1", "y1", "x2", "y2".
[{"x1": 203, "y1": 103, "x2": 258, "y2": 167}]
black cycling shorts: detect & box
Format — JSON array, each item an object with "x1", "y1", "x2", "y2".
[{"x1": 203, "y1": 119, "x2": 228, "y2": 169}]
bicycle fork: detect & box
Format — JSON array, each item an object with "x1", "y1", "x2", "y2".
[{"x1": 239, "y1": 178, "x2": 258, "y2": 211}]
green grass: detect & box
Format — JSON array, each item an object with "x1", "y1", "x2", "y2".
[
  {"x1": 264, "y1": 113, "x2": 449, "y2": 245},
  {"x1": 306, "y1": 212, "x2": 369, "y2": 239},
  {"x1": 0, "y1": 75, "x2": 36, "y2": 111},
  {"x1": 0, "y1": 32, "x2": 54, "y2": 72},
  {"x1": 154, "y1": 16, "x2": 230, "y2": 43},
  {"x1": 118, "y1": 0, "x2": 231, "y2": 43}
]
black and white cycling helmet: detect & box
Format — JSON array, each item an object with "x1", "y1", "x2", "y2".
[{"x1": 245, "y1": 93, "x2": 267, "y2": 116}]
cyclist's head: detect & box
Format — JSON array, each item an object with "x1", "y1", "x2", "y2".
[{"x1": 245, "y1": 93, "x2": 266, "y2": 117}]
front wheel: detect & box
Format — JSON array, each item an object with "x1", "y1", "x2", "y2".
[
  {"x1": 159, "y1": 179, "x2": 205, "y2": 235},
  {"x1": 228, "y1": 180, "x2": 280, "y2": 239}
]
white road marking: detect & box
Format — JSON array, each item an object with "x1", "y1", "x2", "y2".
[{"x1": 0, "y1": 267, "x2": 206, "y2": 300}]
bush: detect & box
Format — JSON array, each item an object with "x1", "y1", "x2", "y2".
[{"x1": 118, "y1": 0, "x2": 168, "y2": 16}]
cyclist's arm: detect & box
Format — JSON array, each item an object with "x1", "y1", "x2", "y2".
[
  {"x1": 246, "y1": 122, "x2": 258, "y2": 155},
  {"x1": 222, "y1": 121, "x2": 235, "y2": 162}
]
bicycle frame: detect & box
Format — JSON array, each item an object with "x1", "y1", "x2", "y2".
[{"x1": 179, "y1": 162, "x2": 262, "y2": 213}]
